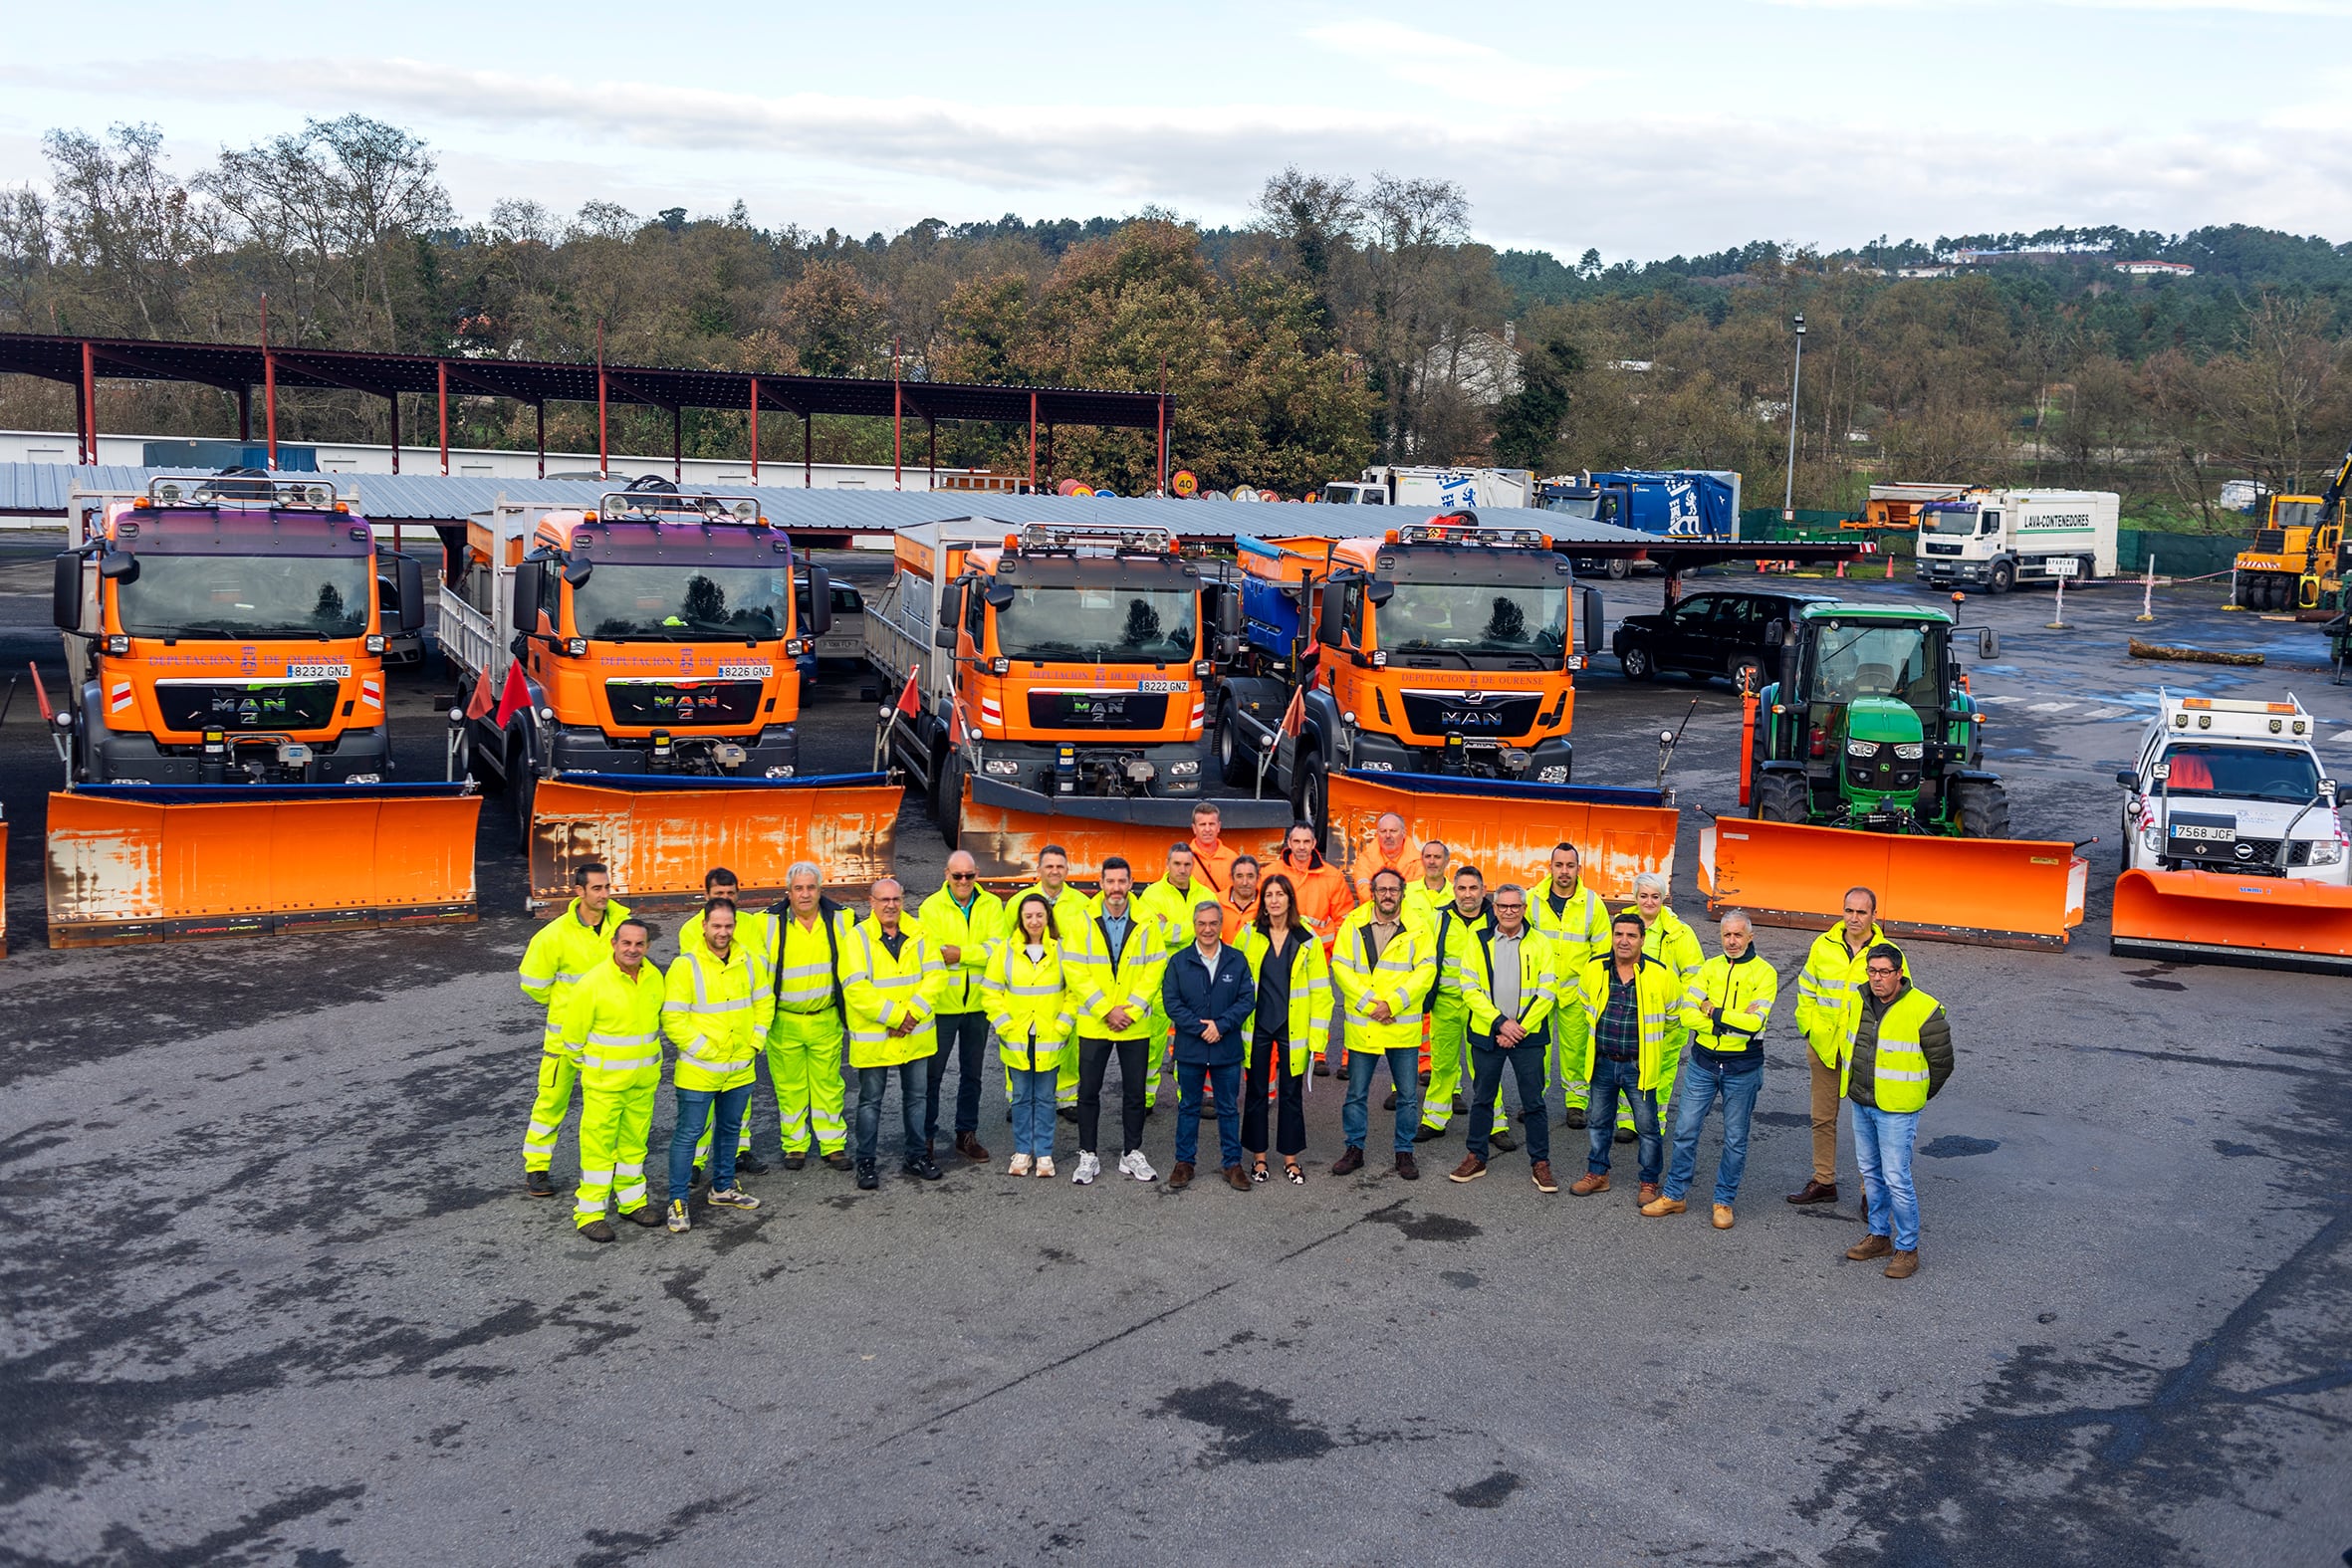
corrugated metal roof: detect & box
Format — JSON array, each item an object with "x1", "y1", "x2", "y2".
[{"x1": 0, "y1": 462, "x2": 1663, "y2": 548}]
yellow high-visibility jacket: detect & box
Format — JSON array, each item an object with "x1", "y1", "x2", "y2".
[
  {"x1": 1677, "y1": 950, "x2": 1778, "y2": 1057},
  {"x1": 771, "y1": 903, "x2": 860, "y2": 1021},
  {"x1": 1330, "y1": 905, "x2": 1436, "y2": 1054},
  {"x1": 1235, "y1": 924, "x2": 1333, "y2": 1076},
  {"x1": 519, "y1": 897, "x2": 632, "y2": 1051},
  {"x1": 1456, "y1": 924, "x2": 1561, "y2": 1041},
  {"x1": 679, "y1": 903, "x2": 779, "y2": 980},
  {"x1": 920, "y1": 884, "x2": 1007, "y2": 1014},
  {"x1": 558, "y1": 957, "x2": 667, "y2": 1086},
  {"x1": 984, "y1": 940, "x2": 1075, "y2": 1073},
  {"x1": 1529, "y1": 879, "x2": 1611, "y2": 965},
  {"x1": 1062, "y1": 901, "x2": 1170, "y2": 1040},
  {"x1": 1568, "y1": 953, "x2": 1683, "y2": 1092},
  {"x1": 1793, "y1": 923, "x2": 1904, "y2": 1068},
  {"x1": 839, "y1": 918, "x2": 940, "y2": 1068},
  {"x1": 662, "y1": 942, "x2": 775, "y2": 1092}
]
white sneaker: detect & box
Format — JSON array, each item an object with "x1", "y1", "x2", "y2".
[
  {"x1": 664, "y1": 1200, "x2": 690, "y2": 1233},
  {"x1": 1009, "y1": 1153, "x2": 1033, "y2": 1176},
  {"x1": 1072, "y1": 1152, "x2": 1101, "y2": 1186},
  {"x1": 1035, "y1": 1156, "x2": 1057, "y2": 1179},
  {"x1": 706, "y1": 1188, "x2": 760, "y2": 1211},
  {"x1": 1123, "y1": 1150, "x2": 1157, "y2": 1184}
]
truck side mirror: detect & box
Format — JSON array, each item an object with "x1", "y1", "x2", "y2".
[
  {"x1": 1977, "y1": 629, "x2": 1999, "y2": 660},
  {"x1": 932, "y1": 623, "x2": 958, "y2": 650},
  {"x1": 513, "y1": 563, "x2": 542, "y2": 633},
  {"x1": 1364, "y1": 578, "x2": 1394, "y2": 607},
  {"x1": 98, "y1": 550, "x2": 138, "y2": 584},
  {"x1": 397, "y1": 556, "x2": 425, "y2": 635},
  {"x1": 1316, "y1": 581, "x2": 1344, "y2": 647},
  {"x1": 1765, "y1": 617, "x2": 1786, "y2": 647},
  {"x1": 2323, "y1": 778, "x2": 2340, "y2": 804},
  {"x1": 1216, "y1": 587, "x2": 1242, "y2": 639},
  {"x1": 1579, "y1": 585, "x2": 1604, "y2": 657},
  {"x1": 561, "y1": 558, "x2": 592, "y2": 589},
  {"x1": 986, "y1": 580, "x2": 1015, "y2": 610},
  {"x1": 2115, "y1": 769, "x2": 2141, "y2": 791},
  {"x1": 53, "y1": 553, "x2": 82, "y2": 632},
  {"x1": 805, "y1": 566, "x2": 833, "y2": 637}
]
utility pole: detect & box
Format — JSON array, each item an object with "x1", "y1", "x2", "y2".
[{"x1": 1782, "y1": 313, "x2": 1805, "y2": 523}]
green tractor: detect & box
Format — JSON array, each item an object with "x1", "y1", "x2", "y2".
[{"x1": 1747, "y1": 601, "x2": 2011, "y2": 835}]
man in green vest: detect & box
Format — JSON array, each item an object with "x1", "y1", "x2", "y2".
[{"x1": 1840, "y1": 944, "x2": 1953, "y2": 1280}]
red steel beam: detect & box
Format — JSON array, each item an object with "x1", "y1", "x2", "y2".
[
  {"x1": 749, "y1": 376, "x2": 760, "y2": 486},
  {"x1": 437, "y1": 360, "x2": 449, "y2": 476},
  {"x1": 79, "y1": 339, "x2": 95, "y2": 465}
]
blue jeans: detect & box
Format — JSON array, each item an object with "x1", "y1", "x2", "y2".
[
  {"x1": 1343, "y1": 1045, "x2": 1423, "y2": 1154},
  {"x1": 1467, "y1": 1031, "x2": 1549, "y2": 1164},
  {"x1": 855, "y1": 1060, "x2": 926, "y2": 1165},
  {"x1": 926, "y1": 1010, "x2": 989, "y2": 1143},
  {"x1": 1009, "y1": 1065, "x2": 1058, "y2": 1159},
  {"x1": 1173, "y1": 1060, "x2": 1243, "y2": 1170},
  {"x1": 1664, "y1": 1053, "x2": 1763, "y2": 1205},
  {"x1": 1585, "y1": 1052, "x2": 1662, "y2": 1183},
  {"x1": 1852, "y1": 1102, "x2": 1922, "y2": 1250},
  {"x1": 669, "y1": 1082, "x2": 754, "y2": 1202}
]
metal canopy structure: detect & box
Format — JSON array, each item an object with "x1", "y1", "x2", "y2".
[{"x1": 0, "y1": 331, "x2": 1171, "y2": 490}]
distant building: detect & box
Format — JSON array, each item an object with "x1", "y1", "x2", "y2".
[
  {"x1": 2113, "y1": 260, "x2": 2195, "y2": 277},
  {"x1": 1896, "y1": 265, "x2": 1957, "y2": 279}
]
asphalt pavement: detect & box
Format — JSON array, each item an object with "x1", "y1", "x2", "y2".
[{"x1": 0, "y1": 551, "x2": 2346, "y2": 1567}]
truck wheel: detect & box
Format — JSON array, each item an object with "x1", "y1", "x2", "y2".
[
  {"x1": 1754, "y1": 772, "x2": 1807, "y2": 823},
  {"x1": 1989, "y1": 560, "x2": 2015, "y2": 594},
  {"x1": 936, "y1": 751, "x2": 966, "y2": 848},
  {"x1": 512, "y1": 757, "x2": 538, "y2": 854},
  {"x1": 1953, "y1": 778, "x2": 2010, "y2": 839},
  {"x1": 1727, "y1": 655, "x2": 1764, "y2": 694},
  {"x1": 1605, "y1": 558, "x2": 1630, "y2": 581},
  {"x1": 1295, "y1": 754, "x2": 1329, "y2": 843},
  {"x1": 1217, "y1": 702, "x2": 1255, "y2": 788},
  {"x1": 1620, "y1": 644, "x2": 1655, "y2": 681}
]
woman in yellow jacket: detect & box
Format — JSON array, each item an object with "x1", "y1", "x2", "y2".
[
  {"x1": 986, "y1": 893, "x2": 1075, "y2": 1179},
  {"x1": 1235, "y1": 874, "x2": 1332, "y2": 1185}
]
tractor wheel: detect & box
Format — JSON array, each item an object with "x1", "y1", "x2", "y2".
[
  {"x1": 1953, "y1": 778, "x2": 2011, "y2": 840},
  {"x1": 1754, "y1": 772, "x2": 1808, "y2": 823},
  {"x1": 1989, "y1": 560, "x2": 2015, "y2": 594},
  {"x1": 1217, "y1": 701, "x2": 1255, "y2": 788},
  {"x1": 1620, "y1": 643, "x2": 1656, "y2": 681}
]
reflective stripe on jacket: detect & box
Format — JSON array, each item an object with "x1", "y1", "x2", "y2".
[
  {"x1": 1427, "y1": 902, "x2": 1496, "y2": 1014},
  {"x1": 1793, "y1": 922, "x2": 1899, "y2": 1068},
  {"x1": 1841, "y1": 982, "x2": 1943, "y2": 1114},
  {"x1": 840, "y1": 919, "x2": 940, "y2": 1068},
  {"x1": 1529, "y1": 880, "x2": 1610, "y2": 964},
  {"x1": 559, "y1": 957, "x2": 667, "y2": 1081},
  {"x1": 1568, "y1": 954, "x2": 1682, "y2": 1092},
  {"x1": 519, "y1": 897, "x2": 632, "y2": 1049},
  {"x1": 1063, "y1": 903, "x2": 1169, "y2": 1039},
  {"x1": 1677, "y1": 949, "x2": 1779, "y2": 1056},
  {"x1": 919, "y1": 884, "x2": 1006, "y2": 1013},
  {"x1": 662, "y1": 945, "x2": 774, "y2": 1092},
  {"x1": 985, "y1": 942, "x2": 1075, "y2": 1072},
  {"x1": 1330, "y1": 905, "x2": 1436, "y2": 1053},
  {"x1": 678, "y1": 906, "x2": 777, "y2": 981},
  {"x1": 773, "y1": 905, "x2": 858, "y2": 1015},
  {"x1": 1236, "y1": 924, "x2": 1332, "y2": 1076},
  {"x1": 1457, "y1": 925, "x2": 1559, "y2": 1041}
]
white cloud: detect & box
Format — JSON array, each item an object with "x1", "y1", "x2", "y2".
[{"x1": 1297, "y1": 19, "x2": 1509, "y2": 63}]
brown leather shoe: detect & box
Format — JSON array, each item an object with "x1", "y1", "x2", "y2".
[
  {"x1": 1530, "y1": 1160, "x2": 1558, "y2": 1194},
  {"x1": 1448, "y1": 1155, "x2": 1487, "y2": 1184},
  {"x1": 1787, "y1": 1179, "x2": 1839, "y2": 1206},
  {"x1": 1223, "y1": 1164, "x2": 1252, "y2": 1192},
  {"x1": 1168, "y1": 1162, "x2": 1195, "y2": 1190},
  {"x1": 955, "y1": 1132, "x2": 990, "y2": 1163},
  {"x1": 1639, "y1": 1194, "x2": 1686, "y2": 1217},
  {"x1": 1712, "y1": 1204, "x2": 1735, "y2": 1230},
  {"x1": 622, "y1": 1204, "x2": 663, "y2": 1228},
  {"x1": 1637, "y1": 1183, "x2": 1661, "y2": 1205},
  {"x1": 1846, "y1": 1233, "x2": 1893, "y2": 1261},
  {"x1": 1569, "y1": 1172, "x2": 1610, "y2": 1197},
  {"x1": 822, "y1": 1151, "x2": 853, "y2": 1172},
  {"x1": 1330, "y1": 1146, "x2": 1364, "y2": 1176},
  {"x1": 579, "y1": 1219, "x2": 616, "y2": 1243},
  {"x1": 1394, "y1": 1152, "x2": 1420, "y2": 1181},
  {"x1": 1883, "y1": 1249, "x2": 1920, "y2": 1279}
]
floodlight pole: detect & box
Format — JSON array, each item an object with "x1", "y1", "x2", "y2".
[{"x1": 1781, "y1": 313, "x2": 1805, "y2": 520}]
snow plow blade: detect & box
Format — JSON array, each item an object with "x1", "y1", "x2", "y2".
[
  {"x1": 1326, "y1": 771, "x2": 1678, "y2": 900},
  {"x1": 46, "y1": 784, "x2": 482, "y2": 948},
  {"x1": 529, "y1": 773, "x2": 899, "y2": 910},
  {"x1": 2110, "y1": 868, "x2": 2352, "y2": 974},
  {"x1": 959, "y1": 778, "x2": 1294, "y2": 885},
  {"x1": 1698, "y1": 817, "x2": 2087, "y2": 950}
]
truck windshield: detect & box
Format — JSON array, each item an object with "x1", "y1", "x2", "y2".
[
  {"x1": 1376, "y1": 582, "x2": 1568, "y2": 660},
  {"x1": 1925, "y1": 509, "x2": 1981, "y2": 536},
  {"x1": 2158, "y1": 744, "x2": 2322, "y2": 802},
  {"x1": 1810, "y1": 623, "x2": 1939, "y2": 708},
  {"x1": 2270, "y1": 500, "x2": 2325, "y2": 532},
  {"x1": 574, "y1": 564, "x2": 790, "y2": 640},
  {"x1": 994, "y1": 584, "x2": 1197, "y2": 663},
  {"x1": 117, "y1": 555, "x2": 371, "y2": 639}
]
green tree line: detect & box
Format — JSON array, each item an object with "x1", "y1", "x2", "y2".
[{"x1": 4, "y1": 119, "x2": 2348, "y2": 519}]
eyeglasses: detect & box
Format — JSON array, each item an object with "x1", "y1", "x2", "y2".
[
  {"x1": 947, "y1": 872, "x2": 976, "y2": 880},
  {"x1": 1865, "y1": 966, "x2": 1898, "y2": 977},
  {"x1": 1494, "y1": 902, "x2": 1524, "y2": 912}
]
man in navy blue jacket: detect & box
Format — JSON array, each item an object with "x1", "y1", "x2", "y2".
[{"x1": 1162, "y1": 900, "x2": 1259, "y2": 1192}]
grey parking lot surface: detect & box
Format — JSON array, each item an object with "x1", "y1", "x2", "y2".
[{"x1": 0, "y1": 554, "x2": 2346, "y2": 1566}]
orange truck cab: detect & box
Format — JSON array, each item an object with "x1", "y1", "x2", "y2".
[
  {"x1": 52, "y1": 473, "x2": 422, "y2": 785},
  {"x1": 1215, "y1": 519, "x2": 1603, "y2": 827},
  {"x1": 866, "y1": 520, "x2": 1244, "y2": 841},
  {"x1": 437, "y1": 489, "x2": 827, "y2": 829}
]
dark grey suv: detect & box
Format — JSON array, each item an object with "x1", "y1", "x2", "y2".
[{"x1": 1611, "y1": 587, "x2": 1837, "y2": 690}]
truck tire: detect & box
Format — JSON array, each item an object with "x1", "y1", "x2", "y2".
[
  {"x1": 1754, "y1": 772, "x2": 1807, "y2": 823},
  {"x1": 1295, "y1": 753, "x2": 1328, "y2": 844},
  {"x1": 1989, "y1": 560, "x2": 2015, "y2": 594},
  {"x1": 1217, "y1": 701, "x2": 1255, "y2": 788},
  {"x1": 1620, "y1": 643, "x2": 1655, "y2": 681},
  {"x1": 511, "y1": 751, "x2": 538, "y2": 853},
  {"x1": 1953, "y1": 778, "x2": 2010, "y2": 839},
  {"x1": 935, "y1": 750, "x2": 966, "y2": 848},
  {"x1": 1605, "y1": 558, "x2": 1630, "y2": 581}
]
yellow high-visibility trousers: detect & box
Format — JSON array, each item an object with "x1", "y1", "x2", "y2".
[
  {"x1": 767, "y1": 1008, "x2": 847, "y2": 1155},
  {"x1": 524, "y1": 1050, "x2": 578, "y2": 1173},
  {"x1": 575, "y1": 1067, "x2": 658, "y2": 1228}
]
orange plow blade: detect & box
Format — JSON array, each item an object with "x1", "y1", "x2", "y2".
[
  {"x1": 529, "y1": 773, "x2": 900, "y2": 910},
  {"x1": 2111, "y1": 868, "x2": 2352, "y2": 973},
  {"x1": 1699, "y1": 817, "x2": 2087, "y2": 950},
  {"x1": 45, "y1": 784, "x2": 481, "y2": 948},
  {"x1": 1326, "y1": 771, "x2": 1678, "y2": 900},
  {"x1": 959, "y1": 778, "x2": 1294, "y2": 885}
]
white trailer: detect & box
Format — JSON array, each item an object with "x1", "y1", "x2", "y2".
[
  {"x1": 1913, "y1": 487, "x2": 2119, "y2": 593},
  {"x1": 1316, "y1": 466, "x2": 1533, "y2": 510}
]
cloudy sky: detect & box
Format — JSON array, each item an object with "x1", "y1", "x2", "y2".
[{"x1": 5, "y1": 0, "x2": 2349, "y2": 260}]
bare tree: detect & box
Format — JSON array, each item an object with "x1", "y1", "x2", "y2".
[{"x1": 37, "y1": 124, "x2": 219, "y2": 336}]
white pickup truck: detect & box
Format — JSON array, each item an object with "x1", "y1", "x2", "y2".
[{"x1": 2115, "y1": 691, "x2": 2347, "y2": 882}]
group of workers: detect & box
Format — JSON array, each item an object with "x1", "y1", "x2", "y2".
[{"x1": 519, "y1": 802, "x2": 1956, "y2": 1279}]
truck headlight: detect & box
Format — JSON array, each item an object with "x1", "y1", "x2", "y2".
[
  {"x1": 2140, "y1": 822, "x2": 2161, "y2": 852},
  {"x1": 2309, "y1": 839, "x2": 2344, "y2": 866},
  {"x1": 983, "y1": 759, "x2": 1020, "y2": 777},
  {"x1": 1169, "y1": 760, "x2": 1199, "y2": 777},
  {"x1": 1564, "y1": 655, "x2": 1585, "y2": 671},
  {"x1": 1846, "y1": 739, "x2": 1877, "y2": 758}
]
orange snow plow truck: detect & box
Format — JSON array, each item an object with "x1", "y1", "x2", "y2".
[
  {"x1": 42, "y1": 473, "x2": 478, "y2": 947},
  {"x1": 436, "y1": 485, "x2": 897, "y2": 908}
]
